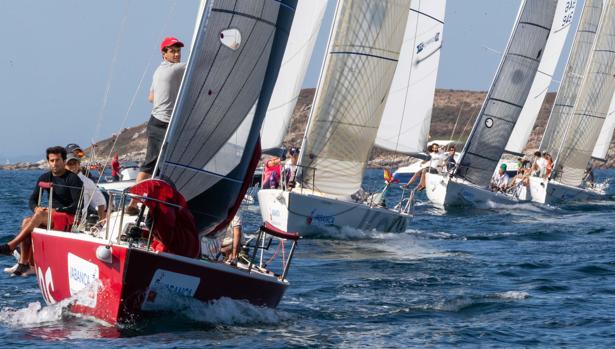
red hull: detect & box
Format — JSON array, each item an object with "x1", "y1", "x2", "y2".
[{"x1": 32, "y1": 229, "x2": 288, "y2": 325}]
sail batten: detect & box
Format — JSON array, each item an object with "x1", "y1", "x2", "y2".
[
  {"x1": 156, "y1": 0, "x2": 297, "y2": 235},
  {"x1": 456, "y1": 0, "x2": 558, "y2": 187},
  {"x1": 297, "y1": 0, "x2": 411, "y2": 197},
  {"x1": 375, "y1": 0, "x2": 447, "y2": 155}
]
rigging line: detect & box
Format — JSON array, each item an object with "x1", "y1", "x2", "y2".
[
  {"x1": 392, "y1": 4, "x2": 422, "y2": 167},
  {"x1": 450, "y1": 101, "x2": 466, "y2": 142},
  {"x1": 92, "y1": 0, "x2": 178, "y2": 190},
  {"x1": 91, "y1": 0, "x2": 131, "y2": 147}
]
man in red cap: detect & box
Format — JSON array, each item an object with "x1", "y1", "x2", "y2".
[{"x1": 127, "y1": 36, "x2": 186, "y2": 214}]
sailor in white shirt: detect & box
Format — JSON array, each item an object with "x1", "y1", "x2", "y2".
[
  {"x1": 65, "y1": 153, "x2": 107, "y2": 220},
  {"x1": 490, "y1": 163, "x2": 510, "y2": 192}
]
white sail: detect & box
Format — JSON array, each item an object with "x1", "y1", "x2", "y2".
[
  {"x1": 540, "y1": 0, "x2": 604, "y2": 156},
  {"x1": 260, "y1": 0, "x2": 328, "y2": 152},
  {"x1": 591, "y1": 92, "x2": 615, "y2": 161},
  {"x1": 504, "y1": 0, "x2": 576, "y2": 155},
  {"x1": 558, "y1": 2, "x2": 615, "y2": 186},
  {"x1": 374, "y1": 0, "x2": 446, "y2": 155},
  {"x1": 456, "y1": 0, "x2": 558, "y2": 187},
  {"x1": 297, "y1": 0, "x2": 411, "y2": 197}
]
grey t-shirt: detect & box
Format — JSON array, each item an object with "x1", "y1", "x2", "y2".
[{"x1": 150, "y1": 61, "x2": 187, "y2": 123}]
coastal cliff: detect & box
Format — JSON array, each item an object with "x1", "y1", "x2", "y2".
[{"x1": 4, "y1": 89, "x2": 614, "y2": 170}]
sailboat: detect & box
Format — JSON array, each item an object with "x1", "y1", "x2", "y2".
[
  {"x1": 530, "y1": 0, "x2": 615, "y2": 204},
  {"x1": 376, "y1": 0, "x2": 447, "y2": 182},
  {"x1": 31, "y1": 0, "x2": 299, "y2": 325},
  {"x1": 425, "y1": 0, "x2": 559, "y2": 208},
  {"x1": 258, "y1": 0, "x2": 412, "y2": 235}
]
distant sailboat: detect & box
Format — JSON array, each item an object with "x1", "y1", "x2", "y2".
[
  {"x1": 425, "y1": 0, "x2": 559, "y2": 208},
  {"x1": 258, "y1": 0, "x2": 412, "y2": 235},
  {"x1": 530, "y1": 0, "x2": 615, "y2": 204}
]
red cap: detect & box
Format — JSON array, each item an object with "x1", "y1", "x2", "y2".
[{"x1": 160, "y1": 37, "x2": 184, "y2": 51}]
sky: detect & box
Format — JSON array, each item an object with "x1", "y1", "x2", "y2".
[{"x1": 0, "y1": 0, "x2": 583, "y2": 162}]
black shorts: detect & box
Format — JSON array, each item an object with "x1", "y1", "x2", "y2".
[{"x1": 140, "y1": 116, "x2": 168, "y2": 174}]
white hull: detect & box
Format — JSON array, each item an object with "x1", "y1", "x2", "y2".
[
  {"x1": 528, "y1": 176, "x2": 606, "y2": 204},
  {"x1": 258, "y1": 189, "x2": 409, "y2": 235},
  {"x1": 99, "y1": 180, "x2": 135, "y2": 192},
  {"x1": 425, "y1": 173, "x2": 524, "y2": 208}
]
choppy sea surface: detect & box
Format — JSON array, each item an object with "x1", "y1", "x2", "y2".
[{"x1": 1, "y1": 169, "x2": 615, "y2": 348}]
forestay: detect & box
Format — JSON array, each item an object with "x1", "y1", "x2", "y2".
[
  {"x1": 591, "y1": 92, "x2": 615, "y2": 161},
  {"x1": 558, "y1": 2, "x2": 615, "y2": 186},
  {"x1": 297, "y1": 0, "x2": 410, "y2": 197},
  {"x1": 375, "y1": 0, "x2": 447, "y2": 155},
  {"x1": 456, "y1": 0, "x2": 557, "y2": 187},
  {"x1": 156, "y1": 0, "x2": 296, "y2": 235},
  {"x1": 540, "y1": 0, "x2": 604, "y2": 157},
  {"x1": 505, "y1": 0, "x2": 576, "y2": 156},
  {"x1": 260, "y1": 0, "x2": 327, "y2": 153}
]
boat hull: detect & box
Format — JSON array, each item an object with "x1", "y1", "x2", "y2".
[
  {"x1": 425, "y1": 173, "x2": 521, "y2": 208},
  {"x1": 528, "y1": 177, "x2": 605, "y2": 204},
  {"x1": 32, "y1": 229, "x2": 288, "y2": 325},
  {"x1": 258, "y1": 189, "x2": 409, "y2": 235}
]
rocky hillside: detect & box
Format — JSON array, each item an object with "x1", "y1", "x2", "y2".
[{"x1": 4, "y1": 88, "x2": 614, "y2": 170}]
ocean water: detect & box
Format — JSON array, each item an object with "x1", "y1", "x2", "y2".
[{"x1": 1, "y1": 169, "x2": 615, "y2": 348}]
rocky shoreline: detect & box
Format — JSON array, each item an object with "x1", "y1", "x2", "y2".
[{"x1": 3, "y1": 88, "x2": 614, "y2": 170}]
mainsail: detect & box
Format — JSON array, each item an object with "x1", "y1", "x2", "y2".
[
  {"x1": 156, "y1": 0, "x2": 297, "y2": 235},
  {"x1": 540, "y1": 0, "x2": 604, "y2": 157},
  {"x1": 591, "y1": 92, "x2": 615, "y2": 161},
  {"x1": 456, "y1": 0, "x2": 558, "y2": 187},
  {"x1": 504, "y1": 0, "x2": 576, "y2": 156},
  {"x1": 297, "y1": 0, "x2": 411, "y2": 197},
  {"x1": 557, "y1": 2, "x2": 615, "y2": 186},
  {"x1": 260, "y1": 0, "x2": 327, "y2": 153},
  {"x1": 375, "y1": 0, "x2": 447, "y2": 155}
]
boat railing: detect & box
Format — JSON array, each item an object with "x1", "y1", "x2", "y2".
[
  {"x1": 246, "y1": 222, "x2": 299, "y2": 281},
  {"x1": 397, "y1": 187, "x2": 415, "y2": 216}
]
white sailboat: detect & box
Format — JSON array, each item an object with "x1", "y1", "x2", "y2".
[
  {"x1": 425, "y1": 0, "x2": 559, "y2": 208},
  {"x1": 258, "y1": 0, "x2": 412, "y2": 235},
  {"x1": 376, "y1": 0, "x2": 447, "y2": 182},
  {"x1": 530, "y1": 0, "x2": 615, "y2": 204}
]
